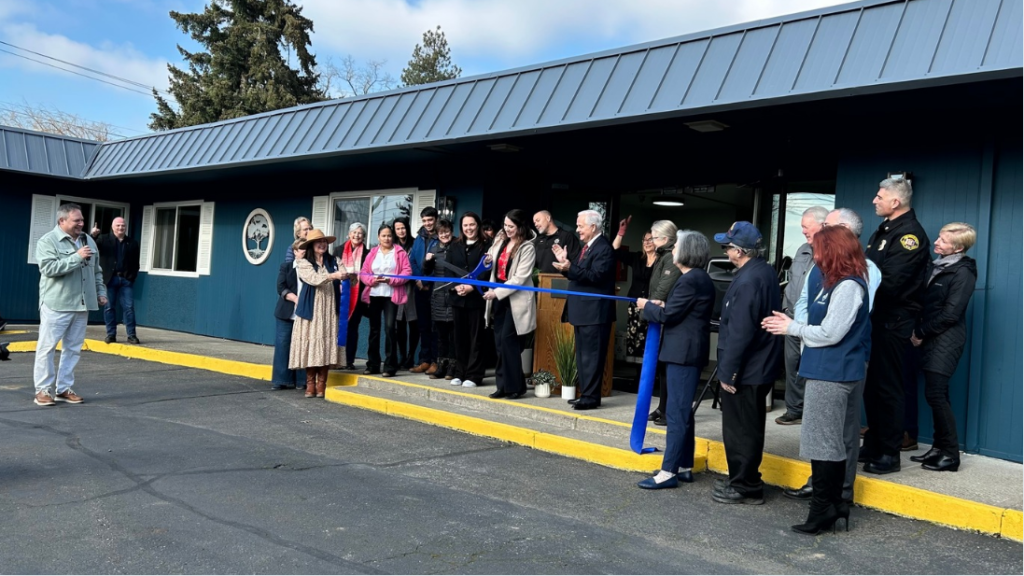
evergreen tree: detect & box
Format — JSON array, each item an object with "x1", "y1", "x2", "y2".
[
  {"x1": 400, "y1": 26, "x2": 462, "y2": 86},
  {"x1": 150, "y1": 0, "x2": 323, "y2": 130}
]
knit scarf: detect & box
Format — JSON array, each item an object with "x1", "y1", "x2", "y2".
[
  {"x1": 929, "y1": 252, "x2": 964, "y2": 284},
  {"x1": 342, "y1": 240, "x2": 364, "y2": 318}
]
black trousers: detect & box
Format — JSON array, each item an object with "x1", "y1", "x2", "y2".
[
  {"x1": 574, "y1": 323, "x2": 611, "y2": 404},
  {"x1": 863, "y1": 317, "x2": 913, "y2": 458},
  {"x1": 721, "y1": 382, "x2": 773, "y2": 497},
  {"x1": 493, "y1": 299, "x2": 525, "y2": 394},
  {"x1": 345, "y1": 301, "x2": 368, "y2": 366},
  {"x1": 453, "y1": 307, "x2": 486, "y2": 382},
  {"x1": 903, "y1": 345, "x2": 921, "y2": 439},
  {"x1": 396, "y1": 318, "x2": 418, "y2": 368},
  {"x1": 924, "y1": 370, "x2": 960, "y2": 457},
  {"x1": 414, "y1": 289, "x2": 435, "y2": 364},
  {"x1": 435, "y1": 320, "x2": 454, "y2": 360},
  {"x1": 366, "y1": 297, "x2": 398, "y2": 372}
]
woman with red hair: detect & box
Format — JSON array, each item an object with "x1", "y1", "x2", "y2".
[{"x1": 762, "y1": 225, "x2": 871, "y2": 535}]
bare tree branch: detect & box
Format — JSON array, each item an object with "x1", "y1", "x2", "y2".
[
  {"x1": 0, "y1": 101, "x2": 112, "y2": 141},
  {"x1": 317, "y1": 55, "x2": 396, "y2": 99}
]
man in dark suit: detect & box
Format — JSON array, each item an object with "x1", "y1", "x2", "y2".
[
  {"x1": 552, "y1": 209, "x2": 616, "y2": 411},
  {"x1": 91, "y1": 217, "x2": 141, "y2": 344},
  {"x1": 711, "y1": 222, "x2": 783, "y2": 505}
]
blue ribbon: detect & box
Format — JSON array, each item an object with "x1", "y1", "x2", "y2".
[
  {"x1": 629, "y1": 322, "x2": 661, "y2": 454},
  {"x1": 337, "y1": 279, "x2": 350, "y2": 347},
  {"x1": 365, "y1": 255, "x2": 636, "y2": 302}
]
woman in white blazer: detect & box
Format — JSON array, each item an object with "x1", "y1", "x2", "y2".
[{"x1": 483, "y1": 209, "x2": 537, "y2": 399}]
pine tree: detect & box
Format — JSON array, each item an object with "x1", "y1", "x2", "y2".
[
  {"x1": 150, "y1": 0, "x2": 324, "y2": 130},
  {"x1": 400, "y1": 26, "x2": 462, "y2": 87}
]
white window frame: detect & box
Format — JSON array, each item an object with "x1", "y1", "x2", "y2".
[
  {"x1": 314, "y1": 188, "x2": 435, "y2": 242},
  {"x1": 57, "y1": 194, "x2": 131, "y2": 231},
  {"x1": 27, "y1": 194, "x2": 129, "y2": 265},
  {"x1": 142, "y1": 200, "x2": 215, "y2": 278}
]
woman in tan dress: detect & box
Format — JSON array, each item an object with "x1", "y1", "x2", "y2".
[{"x1": 289, "y1": 229, "x2": 350, "y2": 398}]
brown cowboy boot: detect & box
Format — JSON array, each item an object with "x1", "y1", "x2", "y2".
[
  {"x1": 305, "y1": 368, "x2": 316, "y2": 398},
  {"x1": 316, "y1": 366, "x2": 330, "y2": 398}
]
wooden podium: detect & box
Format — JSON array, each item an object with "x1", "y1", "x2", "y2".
[{"x1": 533, "y1": 273, "x2": 615, "y2": 398}]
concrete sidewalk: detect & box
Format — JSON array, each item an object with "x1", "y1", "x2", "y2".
[{"x1": 4, "y1": 324, "x2": 1021, "y2": 541}]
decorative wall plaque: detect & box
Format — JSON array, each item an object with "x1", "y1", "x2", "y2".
[{"x1": 243, "y1": 208, "x2": 274, "y2": 265}]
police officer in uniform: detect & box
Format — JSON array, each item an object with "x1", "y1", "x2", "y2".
[{"x1": 861, "y1": 178, "x2": 931, "y2": 474}]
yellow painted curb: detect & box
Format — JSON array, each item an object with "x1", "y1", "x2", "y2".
[
  {"x1": 854, "y1": 475, "x2": 1005, "y2": 534},
  {"x1": 357, "y1": 375, "x2": 667, "y2": 436},
  {"x1": 9, "y1": 339, "x2": 361, "y2": 387},
  {"x1": 1001, "y1": 509, "x2": 1023, "y2": 542},
  {"x1": 325, "y1": 386, "x2": 676, "y2": 473},
  {"x1": 0, "y1": 330, "x2": 30, "y2": 335},
  {"x1": 8, "y1": 341, "x2": 39, "y2": 353}
]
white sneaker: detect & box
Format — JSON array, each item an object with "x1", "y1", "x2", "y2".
[
  {"x1": 450, "y1": 378, "x2": 462, "y2": 386},
  {"x1": 462, "y1": 380, "x2": 477, "y2": 388}
]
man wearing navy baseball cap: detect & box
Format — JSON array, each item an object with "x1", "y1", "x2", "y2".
[{"x1": 710, "y1": 221, "x2": 783, "y2": 505}]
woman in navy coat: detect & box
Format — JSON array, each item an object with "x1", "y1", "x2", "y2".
[{"x1": 634, "y1": 230, "x2": 715, "y2": 489}]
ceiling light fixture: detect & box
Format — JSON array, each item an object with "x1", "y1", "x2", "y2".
[
  {"x1": 652, "y1": 200, "x2": 684, "y2": 207},
  {"x1": 487, "y1": 143, "x2": 521, "y2": 153},
  {"x1": 684, "y1": 120, "x2": 729, "y2": 133}
]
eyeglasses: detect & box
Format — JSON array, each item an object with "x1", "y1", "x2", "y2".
[{"x1": 642, "y1": 237, "x2": 654, "y2": 243}]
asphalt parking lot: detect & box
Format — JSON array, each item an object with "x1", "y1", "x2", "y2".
[{"x1": 1, "y1": 351, "x2": 1020, "y2": 574}]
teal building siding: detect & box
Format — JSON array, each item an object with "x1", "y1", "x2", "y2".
[{"x1": 835, "y1": 131, "x2": 1022, "y2": 462}]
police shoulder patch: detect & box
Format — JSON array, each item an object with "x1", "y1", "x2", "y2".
[{"x1": 900, "y1": 234, "x2": 920, "y2": 250}]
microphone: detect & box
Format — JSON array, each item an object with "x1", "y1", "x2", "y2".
[{"x1": 78, "y1": 233, "x2": 91, "y2": 263}]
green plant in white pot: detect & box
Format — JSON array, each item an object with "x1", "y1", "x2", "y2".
[
  {"x1": 532, "y1": 369, "x2": 556, "y2": 398},
  {"x1": 550, "y1": 323, "x2": 578, "y2": 400}
]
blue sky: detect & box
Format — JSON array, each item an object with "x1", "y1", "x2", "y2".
[{"x1": 0, "y1": 0, "x2": 845, "y2": 139}]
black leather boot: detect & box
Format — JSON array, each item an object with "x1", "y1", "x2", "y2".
[{"x1": 792, "y1": 460, "x2": 843, "y2": 535}]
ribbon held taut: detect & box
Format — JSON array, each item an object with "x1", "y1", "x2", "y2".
[{"x1": 361, "y1": 254, "x2": 659, "y2": 454}]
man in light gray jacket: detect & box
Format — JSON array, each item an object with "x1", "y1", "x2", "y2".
[
  {"x1": 776, "y1": 206, "x2": 828, "y2": 425},
  {"x1": 33, "y1": 203, "x2": 107, "y2": 407}
]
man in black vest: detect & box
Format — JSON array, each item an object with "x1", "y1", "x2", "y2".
[
  {"x1": 711, "y1": 222, "x2": 783, "y2": 505},
  {"x1": 552, "y1": 209, "x2": 615, "y2": 411},
  {"x1": 861, "y1": 178, "x2": 931, "y2": 474},
  {"x1": 91, "y1": 217, "x2": 141, "y2": 344}
]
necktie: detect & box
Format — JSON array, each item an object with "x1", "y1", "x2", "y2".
[{"x1": 578, "y1": 244, "x2": 588, "y2": 263}]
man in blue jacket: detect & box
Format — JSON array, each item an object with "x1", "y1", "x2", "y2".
[
  {"x1": 711, "y1": 222, "x2": 783, "y2": 505},
  {"x1": 409, "y1": 207, "x2": 439, "y2": 373}
]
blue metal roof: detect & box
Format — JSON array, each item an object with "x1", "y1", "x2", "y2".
[
  {"x1": 85, "y1": 0, "x2": 1023, "y2": 179},
  {"x1": 0, "y1": 126, "x2": 99, "y2": 179}
]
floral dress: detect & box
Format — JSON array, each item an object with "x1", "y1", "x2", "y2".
[{"x1": 289, "y1": 258, "x2": 345, "y2": 369}]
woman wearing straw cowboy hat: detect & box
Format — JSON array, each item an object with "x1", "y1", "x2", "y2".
[{"x1": 289, "y1": 229, "x2": 351, "y2": 398}]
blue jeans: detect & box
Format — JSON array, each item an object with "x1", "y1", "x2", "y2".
[
  {"x1": 104, "y1": 275, "x2": 136, "y2": 337},
  {"x1": 272, "y1": 318, "x2": 301, "y2": 387}
]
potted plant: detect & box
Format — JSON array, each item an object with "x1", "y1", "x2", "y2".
[
  {"x1": 531, "y1": 369, "x2": 555, "y2": 398},
  {"x1": 550, "y1": 322, "x2": 578, "y2": 400}
]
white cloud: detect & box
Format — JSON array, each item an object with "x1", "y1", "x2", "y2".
[
  {"x1": 0, "y1": 19, "x2": 169, "y2": 94},
  {"x1": 302, "y1": 0, "x2": 848, "y2": 77}
]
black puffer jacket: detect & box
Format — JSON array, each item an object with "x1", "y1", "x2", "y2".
[
  {"x1": 914, "y1": 256, "x2": 977, "y2": 376},
  {"x1": 423, "y1": 240, "x2": 455, "y2": 322}
]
